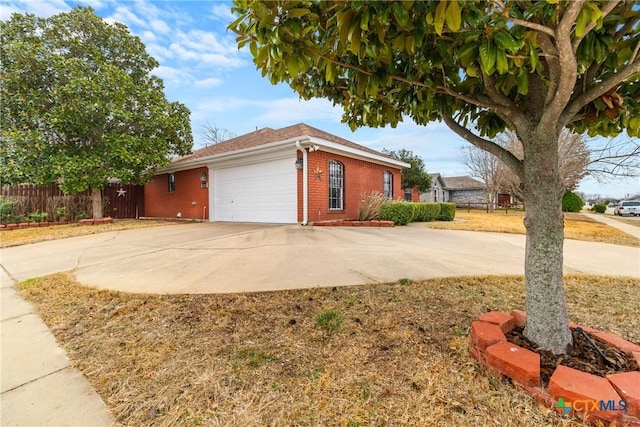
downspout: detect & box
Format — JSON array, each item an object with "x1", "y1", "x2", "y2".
[{"x1": 295, "y1": 140, "x2": 309, "y2": 225}]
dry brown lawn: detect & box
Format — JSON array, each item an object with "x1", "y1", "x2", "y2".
[
  {"x1": 0, "y1": 219, "x2": 183, "y2": 248},
  {"x1": 426, "y1": 210, "x2": 640, "y2": 247},
  {"x1": 19, "y1": 273, "x2": 639, "y2": 427}
]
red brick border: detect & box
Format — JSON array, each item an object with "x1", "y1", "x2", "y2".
[
  {"x1": 0, "y1": 218, "x2": 113, "y2": 231},
  {"x1": 469, "y1": 310, "x2": 640, "y2": 426},
  {"x1": 312, "y1": 220, "x2": 394, "y2": 227}
]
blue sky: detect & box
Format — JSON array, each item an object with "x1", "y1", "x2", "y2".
[{"x1": 1, "y1": 0, "x2": 638, "y2": 199}]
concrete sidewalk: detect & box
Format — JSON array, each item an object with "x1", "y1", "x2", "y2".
[
  {"x1": 582, "y1": 212, "x2": 640, "y2": 239},
  {"x1": 1, "y1": 267, "x2": 116, "y2": 426}
]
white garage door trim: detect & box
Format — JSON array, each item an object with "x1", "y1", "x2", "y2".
[{"x1": 210, "y1": 151, "x2": 297, "y2": 223}]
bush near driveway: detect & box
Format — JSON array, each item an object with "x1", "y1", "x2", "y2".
[
  {"x1": 379, "y1": 201, "x2": 455, "y2": 225},
  {"x1": 436, "y1": 203, "x2": 456, "y2": 221},
  {"x1": 414, "y1": 202, "x2": 441, "y2": 222},
  {"x1": 379, "y1": 201, "x2": 416, "y2": 225}
]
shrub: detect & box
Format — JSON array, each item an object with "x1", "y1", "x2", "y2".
[
  {"x1": 437, "y1": 203, "x2": 456, "y2": 221},
  {"x1": 379, "y1": 201, "x2": 415, "y2": 225},
  {"x1": 562, "y1": 191, "x2": 584, "y2": 212},
  {"x1": 0, "y1": 197, "x2": 16, "y2": 224},
  {"x1": 56, "y1": 206, "x2": 67, "y2": 221},
  {"x1": 592, "y1": 203, "x2": 607, "y2": 214},
  {"x1": 27, "y1": 211, "x2": 48, "y2": 222},
  {"x1": 357, "y1": 191, "x2": 385, "y2": 221},
  {"x1": 413, "y1": 202, "x2": 440, "y2": 222}
]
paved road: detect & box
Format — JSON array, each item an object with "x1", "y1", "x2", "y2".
[{"x1": 2, "y1": 222, "x2": 638, "y2": 294}]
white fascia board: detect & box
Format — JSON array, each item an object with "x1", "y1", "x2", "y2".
[
  {"x1": 157, "y1": 134, "x2": 410, "y2": 173},
  {"x1": 307, "y1": 137, "x2": 411, "y2": 169},
  {"x1": 157, "y1": 136, "x2": 311, "y2": 173}
]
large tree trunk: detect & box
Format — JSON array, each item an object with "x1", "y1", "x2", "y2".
[
  {"x1": 521, "y1": 131, "x2": 572, "y2": 355},
  {"x1": 91, "y1": 187, "x2": 103, "y2": 219}
]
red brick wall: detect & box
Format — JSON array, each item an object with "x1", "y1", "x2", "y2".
[
  {"x1": 410, "y1": 186, "x2": 421, "y2": 202},
  {"x1": 144, "y1": 167, "x2": 209, "y2": 220},
  {"x1": 298, "y1": 151, "x2": 402, "y2": 222}
]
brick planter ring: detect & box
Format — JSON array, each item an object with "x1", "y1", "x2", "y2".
[{"x1": 469, "y1": 310, "x2": 640, "y2": 426}]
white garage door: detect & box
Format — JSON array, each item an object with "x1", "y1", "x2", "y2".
[{"x1": 212, "y1": 156, "x2": 297, "y2": 223}]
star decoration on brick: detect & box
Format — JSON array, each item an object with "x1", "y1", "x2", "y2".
[{"x1": 117, "y1": 187, "x2": 126, "y2": 197}]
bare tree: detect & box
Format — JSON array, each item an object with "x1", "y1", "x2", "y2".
[
  {"x1": 460, "y1": 145, "x2": 505, "y2": 210},
  {"x1": 586, "y1": 137, "x2": 640, "y2": 183},
  {"x1": 199, "y1": 121, "x2": 236, "y2": 147},
  {"x1": 498, "y1": 130, "x2": 590, "y2": 202}
]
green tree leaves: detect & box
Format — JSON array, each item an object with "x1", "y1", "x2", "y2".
[
  {"x1": 0, "y1": 7, "x2": 193, "y2": 196},
  {"x1": 382, "y1": 149, "x2": 432, "y2": 193},
  {"x1": 229, "y1": 1, "x2": 640, "y2": 139}
]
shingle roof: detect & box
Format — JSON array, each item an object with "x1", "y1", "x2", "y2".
[
  {"x1": 173, "y1": 123, "x2": 392, "y2": 165},
  {"x1": 441, "y1": 176, "x2": 485, "y2": 190}
]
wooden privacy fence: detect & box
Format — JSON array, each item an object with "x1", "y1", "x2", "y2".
[
  {"x1": 458, "y1": 201, "x2": 523, "y2": 213},
  {"x1": 1, "y1": 183, "x2": 144, "y2": 222}
]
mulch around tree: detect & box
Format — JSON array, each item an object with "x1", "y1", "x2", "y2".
[{"x1": 506, "y1": 327, "x2": 639, "y2": 387}]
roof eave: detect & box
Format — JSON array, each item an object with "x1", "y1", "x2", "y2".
[
  {"x1": 157, "y1": 134, "x2": 409, "y2": 174},
  {"x1": 308, "y1": 137, "x2": 410, "y2": 169},
  {"x1": 157, "y1": 136, "x2": 312, "y2": 173}
]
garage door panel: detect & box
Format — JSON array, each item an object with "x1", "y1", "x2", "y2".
[{"x1": 213, "y1": 156, "x2": 297, "y2": 223}]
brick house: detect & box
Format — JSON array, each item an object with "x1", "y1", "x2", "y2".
[{"x1": 144, "y1": 123, "x2": 408, "y2": 224}]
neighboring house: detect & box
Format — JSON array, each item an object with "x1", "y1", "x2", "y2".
[
  {"x1": 144, "y1": 123, "x2": 409, "y2": 224},
  {"x1": 419, "y1": 174, "x2": 486, "y2": 207},
  {"x1": 419, "y1": 173, "x2": 448, "y2": 202},
  {"x1": 442, "y1": 176, "x2": 486, "y2": 206}
]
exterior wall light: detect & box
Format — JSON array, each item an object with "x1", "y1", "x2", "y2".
[{"x1": 295, "y1": 158, "x2": 303, "y2": 170}]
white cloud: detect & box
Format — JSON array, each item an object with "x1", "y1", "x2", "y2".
[
  {"x1": 2, "y1": 0, "x2": 70, "y2": 18},
  {"x1": 140, "y1": 30, "x2": 156, "y2": 43},
  {"x1": 194, "y1": 77, "x2": 223, "y2": 88},
  {"x1": 153, "y1": 65, "x2": 192, "y2": 84},
  {"x1": 109, "y1": 5, "x2": 146, "y2": 28},
  {"x1": 255, "y1": 98, "x2": 343, "y2": 124},
  {"x1": 167, "y1": 29, "x2": 244, "y2": 67},
  {"x1": 150, "y1": 19, "x2": 170, "y2": 34},
  {"x1": 80, "y1": 0, "x2": 104, "y2": 8},
  {"x1": 210, "y1": 3, "x2": 234, "y2": 22},
  {"x1": 174, "y1": 29, "x2": 239, "y2": 55}
]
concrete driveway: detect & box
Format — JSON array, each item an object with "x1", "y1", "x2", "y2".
[{"x1": 1, "y1": 222, "x2": 638, "y2": 293}]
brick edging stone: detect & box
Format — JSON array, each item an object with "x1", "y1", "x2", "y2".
[
  {"x1": 0, "y1": 217, "x2": 114, "y2": 230},
  {"x1": 312, "y1": 220, "x2": 394, "y2": 227},
  {"x1": 469, "y1": 310, "x2": 640, "y2": 426}
]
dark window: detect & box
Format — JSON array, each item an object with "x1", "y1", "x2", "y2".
[
  {"x1": 168, "y1": 173, "x2": 176, "y2": 193},
  {"x1": 404, "y1": 188, "x2": 412, "y2": 201},
  {"x1": 329, "y1": 160, "x2": 344, "y2": 210},
  {"x1": 383, "y1": 171, "x2": 393, "y2": 199}
]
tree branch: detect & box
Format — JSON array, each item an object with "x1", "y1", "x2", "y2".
[
  {"x1": 631, "y1": 37, "x2": 640, "y2": 64},
  {"x1": 572, "y1": 0, "x2": 621, "y2": 54},
  {"x1": 614, "y1": 3, "x2": 637, "y2": 41},
  {"x1": 537, "y1": 33, "x2": 560, "y2": 106},
  {"x1": 492, "y1": 0, "x2": 555, "y2": 37},
  {"x1": 561, "y1": 58, "x2": 640, "y2": 126},
  {"x1": 443, "y1": 116, "x2": 524, "y2": 181},
  {"x1": 436, "y1": 85, "x2": 500, "y2": 113},
  {"x1": 540, "y1": 1, "x2": 583, "y2": 131}
]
